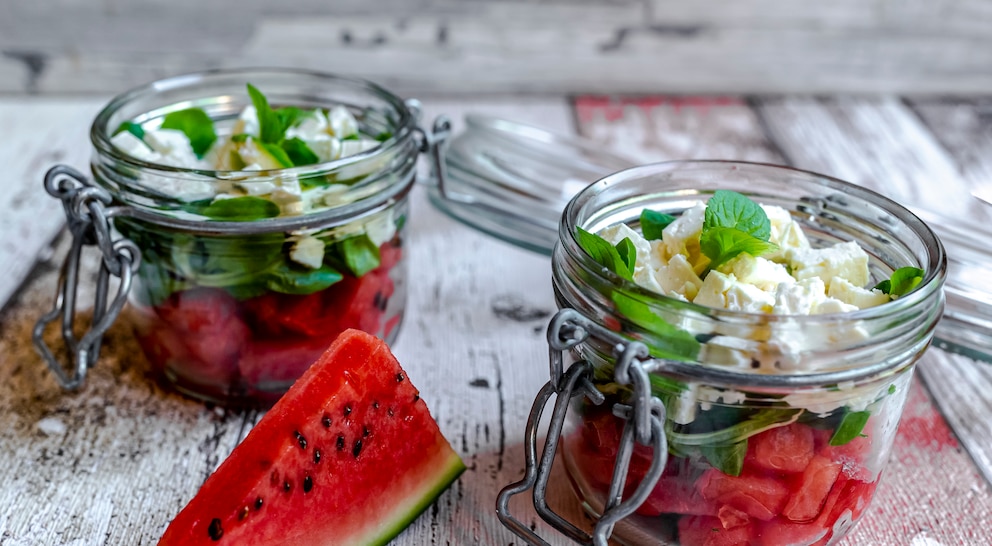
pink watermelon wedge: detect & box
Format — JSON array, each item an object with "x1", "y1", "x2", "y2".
[{"x1": 158, "y1": 329, "x2": 465, "y2": 545}]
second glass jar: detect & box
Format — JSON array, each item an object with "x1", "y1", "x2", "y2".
[{"x1": 551, "y1": 161, "x2": 946, "y2": 545}]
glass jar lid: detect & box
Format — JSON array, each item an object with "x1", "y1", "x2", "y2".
[
  {"x1": 427, "y1": 115, "x2": 635, "y2": 254},
  {"x1": 428, "y1": 117, "x2": 992, "y2": 363}
]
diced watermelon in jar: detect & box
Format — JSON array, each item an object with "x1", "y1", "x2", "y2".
[
  {"x1": 782, "y1": 455, "x2": 843, "y2": 522},
  {"x1": 149, "y1": 287, "x2": 250, "y2": 390},
  {"x1": 677, "y1": 515, "x2": 753, "y2": 546},
  {"x1": 753, "y1": 517, "x2": 829, "y2": 546},
  {"x1": 748, "y1": 423, "x2": 815, "y2": 474},
  {"x1": 697, "y1": 469, "x2": 790, "y2": 521}
]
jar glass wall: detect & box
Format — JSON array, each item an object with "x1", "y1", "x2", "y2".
[
  {"x1": 552, "y1": 161, "x2": 946, "y2": 545},
  {"x1": 89, "y1": 69, "x2": 418, "y2": 407}
]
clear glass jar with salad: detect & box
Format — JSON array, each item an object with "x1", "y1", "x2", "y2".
[
  {"x1": 498, "y1": 161, "x2": 945, "y2": 546},
  {"x1": 44, "y1": 69, "x2": 425, "y2": 407}
]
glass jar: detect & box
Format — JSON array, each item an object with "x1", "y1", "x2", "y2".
[
  {"x1": 498, "y1": 161, "x2": 946, "y2": 546},
  {"x1": 37, "y1": 68, "x2": 432, "y2": 407}
]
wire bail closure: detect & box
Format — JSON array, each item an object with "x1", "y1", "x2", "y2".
[
  {"x1": 33, "y1": 165, "x2": 141, "y2": 390},
  {"x1": 496, "y1": 308, "x2": 669, "y2": 546}
]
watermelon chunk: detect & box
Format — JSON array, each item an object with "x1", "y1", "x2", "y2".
[
  {"x1": 158, "y1": 329, "x2": 465, "y2": 546},
  {"x1": 748, "y1": 423, "x2": 814, "y2": 474}
]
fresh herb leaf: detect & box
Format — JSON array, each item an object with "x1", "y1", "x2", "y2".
[
  {"x1": 576, "y1": 228, "x2": 635, "y2": 281},
  {"x1": 615, "y1": 237, "x2": 637, "y2": 276},
  {"x1": 281, "y1": 137, "x2": 320, "y2": 166},
  {"x1": 888, "y1": 384, "x2": 897, "y2": 395},
  {"x1": 699, "y1": 227, "x2": 779, "y2": 269},
  {"x1": 700, "y1": 440, "x2": 748, "y2": 476},
  {"x1": 275, "y1": 106, "x2": 306, "y2": 132},
  {"x1": 699, "y1": 191, "x2": 778, "y2": 268},
  {"x1": 230, "y1": 133, "x2": 250, "y2": 143},
  {"x1": 247, "y1": 83, "x2": 284, "y2": 144},
  {"x1": 611, "y1": 292, "x2": 701, "y2": 361},
  {"x1": 335, "y1": 234, "x2": 381, "y2": 277},
  {"x1": 342, "y1": 133, "x2": 361, "y2": 141},
  {"x1": 375, "y1": 131, "x2": 393, "y2": 142},
  {"x1": 829, "y1": 410, "x2": 871, "y2": 446},
  {"x1": 195, "y1": 196, "x2": 281, "y2": 221},
  {"x1": 640, "y1": 209, "x2": 677, "y2": 240},
  {"x1": 703, "y1": 190, "x2": 772, "y2": 239},
  {"x1": 874, "y1": 267, "x2": 924, "y2": 297},
  {"x1": 161, "y1": 108, "x2": 217, "y2": 158},
  {"x1": 114, "y1": 121, "x2": 146, "y2": 140},
  {"x1": 258, "y1": 141, "x2": 294, "y2": 168},
  {"x1": 264, "y1": 263, "x2": 343, "y2": 295}
]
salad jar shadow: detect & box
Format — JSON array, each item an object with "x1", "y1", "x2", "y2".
[
  {"x1": 37, "y1": 69, "x2": 431, "y2": 408},
  {"x1": 499, "y1": 161, "x2": 946, "y2": 546}
]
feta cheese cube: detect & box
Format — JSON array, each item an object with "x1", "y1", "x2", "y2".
[
  {"x1": 270, "y1": 175, "x2": 304, "y2": 216},
  {"x1": 238, "y1": 105, "x2": 260, "y2": 138},
  {"x1": 339, "y1": 138, "x2": 379, "y2": 158},
  {"x1": 598, "y1": 223, "x2": 666, "y2": 294},
  {"x1": 327, "y1": 105, "x2": 359, "y2": 138},
  {"x1": 289, "y1": 235, "x2": 325, "y2": 269},
  {"x1": 286, "y1": 109, "x2": 329, "y2": 140},
  {"x1": 762, "y1": 204, "x2": 811, "y2": 260},
  {"x1": 662, "y1": 202, "x2": 707, "y2": 269},
  {"x1": 773, "y1": 277, "x2": 827, "y2": 315},
  {"x1": 787, "y1": 241, "x2": 870, "y2": 290},
  {"x1": 694, "y1": 270, "x2": 775, "y2": 313},
  {"x1": 143, "y1": 129, "x2": 202, "y2": 168},
  {"x1": 655, "y1": 253, "x2": 703, "y2": 300},
  {"x1": 720, "y1": 253, "x2": 795, "y2": 292},
  {"x1": 306, "y1": 135, "x2": 342, "y2": 163},
  {"x1": 828, "y1": 277, "x2": 890, "y2": 309},
  {"x1": 111, "y1": 131, "x2": 157, "y2": 161},
  {"x1": 235, "y1": 181, "x2": 278, "y2": 196}
]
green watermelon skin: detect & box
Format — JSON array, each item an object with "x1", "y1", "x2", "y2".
[{"x1": 158, "y1": 329, "x2": 465, "y2": 546}]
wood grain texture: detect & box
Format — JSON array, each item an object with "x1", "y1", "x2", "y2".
[
  {"x1": 3, "y1": 0, "x2": 992, "y2": 95},
  {"x1": 0, "y1": 98, "x2": 105, "y2": 313}
]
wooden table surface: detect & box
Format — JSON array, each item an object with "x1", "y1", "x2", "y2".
[{"x1": 2, "y1": 94, "x2": 992, "y2": 545}]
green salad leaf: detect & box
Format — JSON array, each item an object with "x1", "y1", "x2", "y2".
[
  {"x1": 247, "y1": 83, "x2": 285, "y2": 144},
  {"x1": 699, "y1": 190, "x2": 778, "y2": 268},
  {"x1": 874, "y1": 266, "x2": 924, "y2": 297},
  {"x1": 264, "y1": 263, "x2": 344, "y2": 295},
  {"x1": 275, "y1": 106, "x2": 306, "y2": 132},
  {"x1": 640, "y1": 209, "x2": 677, "y2": 241},
  {"x1": 281, "y1": 137, "x2": 320, "y2": 166},
  {"x1": 161, "y1": 108, "x2": 217, "y2": 158},
  {"x1": 611, "y1": 292, "x2": 700, "y2": 361},
  {"x1": 575, "y1": 228, "x2": 635, "y2": 281},
  {"x1": 192, "y1": 196, "x2": 281, "y2": 222},
  {"x1": 114, "y1": 121, "x2": 146, "y2": 140},
  {"x1": 829, "y1": 410, "x2": 871, "y2": 446}
]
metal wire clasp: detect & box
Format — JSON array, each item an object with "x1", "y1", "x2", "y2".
[
  {"x1": 33, "y1": 165, "x2": 140, "y2": 390},
  {"x1": 496, "y1": 309, "x2": 669, "y2": 546}
]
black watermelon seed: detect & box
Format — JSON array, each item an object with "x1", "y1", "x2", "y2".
[
  {"x1": 362, "y1": 426, "x2": 370, "y2": 438},
  {"x1": 396, "y1": 372, "x2": 405, "y2": 383},
  {"x1": 336, "y1": 435, "x2": 345, "y2": 451},
  {"x1": 352, "y1": 439, "x2": 363, "y2": 458},
  {"x1": 283, "y1": 480, "x2": 291, "y2": 493},
  {"x1": 313, "y1": 449, "x2": 321, "y2": 464},
  {"x1": 413, "y1": 394, "x2": 420, "y2": 403},
  {"x1": 373, "y1": 291, "x2": 384, "y2": 310},
  {"x1": 254, "y1": 497, "x2": 263, "y2": 510},
  {"x1": 208, "y1": 518, "x2": 223, "y2": 541},
  {"x1": 303, "y1": 475, "x2": 313, "y2": 493},
  {"x1": 372, "y1": 400, "x2": 379, "y2": 410},
  {"x1": 344, "y1": 404, "x2": 352, "y2": 417},
  {"x1": 295, "y1": 431, "x2": 307, "y2": 450},
  {"x1": 322, "y1": 414, "x2": 332, "y2": 428},
  {"x1": 238, "y1": 505, "x2": 249, "y2": 521},
  {"x1": 387, "y1": 407, "x2": 394, "y2": 417}
]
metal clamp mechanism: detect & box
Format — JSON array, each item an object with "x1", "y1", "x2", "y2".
[
  {"x1": 496, "y1": 308, "x2": 669, "y2": 546},
  {"x1": 33, "y1": 165, "x2": 140, "y2": 390}
]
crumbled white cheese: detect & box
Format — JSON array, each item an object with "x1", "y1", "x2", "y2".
[
  {"x1": 326, "y1": 105, "x2": 359, "y2": 138},
  {"x1": 598, "y1": 223, "x2": 666, "y2": 294},
  {"x1": 720, "y1": 253, "x2": 795, "y2": 293},
  {"x1": 828, "y1": 277, "x2": 890, "y2": 309},
  {"x1": 662, "y1": 203, "x2": 708, "y2": 273},
  {"x1": 695, "y1": 270, "x2": 776, "y2": 313},
  {"x1": 289, "y1": 235, "x2": 325, "y2": 269},
  {"x1": 787, "y1": 241, "x2": 870, "y2": 291}
]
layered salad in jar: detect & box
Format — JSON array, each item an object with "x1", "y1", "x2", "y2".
[
  {"x1": 563, "y1": 190, "x2": 927, "y2": 545},
  {"x1": 109, "y1": 84, "x2": 406, "y2": 405}
]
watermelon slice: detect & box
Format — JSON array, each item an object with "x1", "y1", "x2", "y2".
[{"x1": 158, "y1": 329, "x2": 465, "y2": 545}]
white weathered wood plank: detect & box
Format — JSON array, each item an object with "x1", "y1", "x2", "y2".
[
  {"x1": 3, "y1": 1, "x2": 992, "y2": 95},
  {"x1": 0, "y1": 98, "x2": 106, "y2": 312}
]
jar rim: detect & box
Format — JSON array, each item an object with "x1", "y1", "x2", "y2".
[
  {"x1": 90, "y1": 67, "x2": 418, "y2": 177},
  {"x1": 88, "y1": 67, "x2": 421, "y2": 233},
  {"x1": 559, "y1": 159, "x2": 947, "y2": 325}
]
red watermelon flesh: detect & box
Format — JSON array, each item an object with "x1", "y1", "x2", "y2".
[{"x1": 158, "y1": 329, "x2": 465, "y2": 546}]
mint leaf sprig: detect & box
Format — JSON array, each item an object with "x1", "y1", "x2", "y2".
[
  {"x1": 699, "y1": 190, "x2": 778, "y2": 269},
  {"x1": 246, "y1": 83, "x2": 320, "y2": 169},
  {"x1": 874, "y1": 266, "x2": 924, "y2": 298}
]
